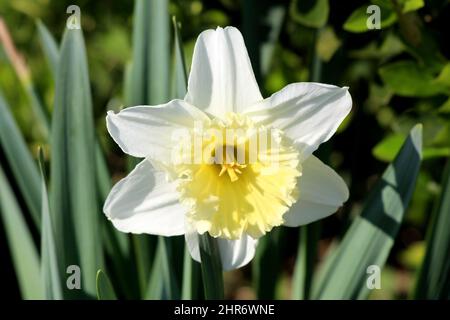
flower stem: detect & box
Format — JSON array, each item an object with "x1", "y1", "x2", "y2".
[{"x1": 198, "y1": 233, "x2": 224, "y2": 299}]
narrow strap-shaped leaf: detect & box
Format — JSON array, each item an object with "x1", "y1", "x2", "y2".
[
  {"x1": 182, "y1": 247, "x2": 202, "y2": 300},
  {"x1": 313, "y1": 124, "x2": 422, "y2": 299},
  {"x1": 159, "y1": 237, "x2": 181, "y2": 299},
  {"x1": 0, "y1": 91, "x2": 41, "y2": 227},
  {"x1": 133, "y1": 234, "x2": 155, "y2": 298},
  {"x1": 51, "y1": 28, "x2": 102, "y2": 298},
  {"x1": 199, "y1": 233, "x2": 224, "y2": 300},
  {"x1": 39, "y1": 148, "x2": 63, "y2": 300},
  {"x1": 0, "y1": 165, "x2": 43, "y2": 299},
  {"x1": 36, "y1": 20, "x2": 59, "y2": 81},
  {"x1": 145, "y1": 243, "x2": 164, "y2": 299},
  {"x1": 37, "y1": 19, "x2": 131, "y2": 299},
  {"x1": 292, "y1": 223, "x2": 321, "y2": 299},
  {"x1": 171, "y1": 16, "x2": 188, "y2": 99},
  {"x1": 252, "y1": 227, "x2": 285, "y2": 299},
  {"x1": 414, "y1": 159, "x2": 450, "y2": 299},
  {"x1": 96, "y1": 270, "x2": 118, "y2": 300},
  {"x1": 125, "y1": 0, "x2": 170, "y2": 106},
  {"x1": 143, "y1": 236, "x2": 180, "y2": 300}
]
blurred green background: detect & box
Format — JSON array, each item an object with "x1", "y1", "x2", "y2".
[{"x1": 0, "y1": 0, "x2": 449, "y2": 299}]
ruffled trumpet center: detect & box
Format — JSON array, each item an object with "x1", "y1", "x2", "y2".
[{"x1": 174, "y1": 113, "x2": 301, "y2": 240}]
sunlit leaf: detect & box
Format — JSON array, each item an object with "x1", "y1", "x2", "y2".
[
  {"x1": 51, "y1": 28, "x2": 102, "y2": 298},
  {"x1": 400, "y1": 0, "x2": 424, "y2": 13},
  {"x1": 0, "y1": 91, "x2": 41, "y2": 227},
  {"x1": 343, "y1": 5, "x2": 397, "y2": 33},
  {"x1": 0, "y1": 165, "x2": 43, "y2": 299},
  {"x1": 125, "y1": 0, "x2": 170, "y2": 106},
  {"x1": 290, "y1": 0, "x2": 329, "y2": 28},
  {"x1": 373, "y1": 133, "x2": 450, "y2": 162},
  {"x1": 379, "y1": 61, "x2": 448, "y2": 97},
  {"x1": 313, "y1": 125, "x2": 422, "y2": 299}
]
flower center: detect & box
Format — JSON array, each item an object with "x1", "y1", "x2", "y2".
[
  {"x1": 218, "y1": 162, "x2": 246, "y2": 182},
  {"x1": 174, "y1": 113, "x2": 301, "y2": 240}
]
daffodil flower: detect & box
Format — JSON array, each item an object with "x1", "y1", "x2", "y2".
[{"x1": 104, "y1": 26, "x2": 352, "y2": 270}]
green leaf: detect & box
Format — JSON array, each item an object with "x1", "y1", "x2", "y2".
[
  {"x1": 37, "y1": 19, "x2": 131, "y2": 299},
  {"x1": 290, "y1": 0, "x2": 329, "y2": 28},
  {"x1": 132, "y1": 235, "x2": 155, "y2": 297},
  {"x1": 316, "y1": 27, "x2": 341, "y2": 62},
  {"x1": 435, "y1": 63, "x2": 450, "y2": 89},
  {"x1": 199, "y1": 234, "x2": 224, "y2": 300},
  {"x1": 159, "y1": 237, "x2": 181, "y2": 299},
  {"x1": 343, "y1": 5, "x2": 397, "y2": 33},
  {"x1": 379, "y1": 61, "x2": 448, "y2": 97},
  {"x1": 313, "y1": 125, "x2": 422, "y2": 299},
  {"x1": 36, "y1": 20, "x2": 59, "y2": 81},
  {"x1": 171, "y1": 16, "x2": 188, "y2": 100},
  {"x1": 292, "y1": 223, "x2": 321, "y2": 299},
  {"x1": 50, "y1": 28, "x2": 102, "y2": 298},
  {"x1": 414, "y1": 160, "x2": 450, "y2": 299},
  {"x1": 0, "y1": 165, "x2": 43, "y2": 299},
  {"x1": 0, "y1": 91, "x2": 42, "y2": 228},
  {"x1": 96, "y1": 270, "x2": 118, "y2": 300},
  {"x1": 373, "y1": 133, "x2": 450, "y2": 162},
  {"x1": 125, "y1": 0, "x2": 170, "y2": 105},
  {"x1": 400, "y1": 0, "x2": 424, "y2": 13},
  {"x1": 143, "y1": 236, "x2": 180, "y2": 300},
  {"x1": 38, "y1": 148, "x2": 63, "y2": 300},
  {"x1": 181, "y1": 248, "x2": 202, "y2": 299},
  {"x1": 253, "y1": 228, "x2": 285, "y2": 299},
  {"x1": 145, "y1": 243, "x2": 164, "y2": 299}
]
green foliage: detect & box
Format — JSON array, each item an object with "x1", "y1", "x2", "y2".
[
  {"x1": 199, "y1": 234, "x2": 224, "y2": 300},
  {"x1": 0, "y1": 92, "x2": 42, "y2": 227},
  {"x1": 290, "y1": 0, "x2": 329, "y2": 28},
  {"x1": 415, "y1": 160, "x2": 450, "y2": 299},
  {"x1": 96, "y1": 270, "x2": 118, "y2": 300},
  {"x1": 379, "y1": 61, "x2": 448, "y2": 97},
  {"x1": 39, "y1": 148, "x2": 63, "y2": 300},
  {"x1": 0, "y1": 165, "x2": 43, "y2": 299},
  {"x1": 373, "y1": 133, "x2": 450, "y2": 162},
  {"x1": 313, "y1": 125, "x2": 422, "y2": 299},
  {"x1": 50, "y1": 28, "x2": 102, "y2": 298},
  {"x1": 343, "y1": 5, "x2": 397, "y2": 33}
]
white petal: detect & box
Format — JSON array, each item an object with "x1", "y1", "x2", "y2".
[
  {"x1": 245, "y1": 82, "x2": 352, "y2": 160},
  {"x1": 106, "y1": 99, "x2": 209, "y2": 160},
  {"x1": 185, "y1": 227, "x2": 258, "y2": 271},
  {"x1": 283, "y1": 155, "x2": 349, "y2": 227},
  {"x1": 185, "y1": 26, "x2": 263, "y2": 118},
  {"x1": 103, "y1": 159, "x2": 186, "y2": 236}
]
